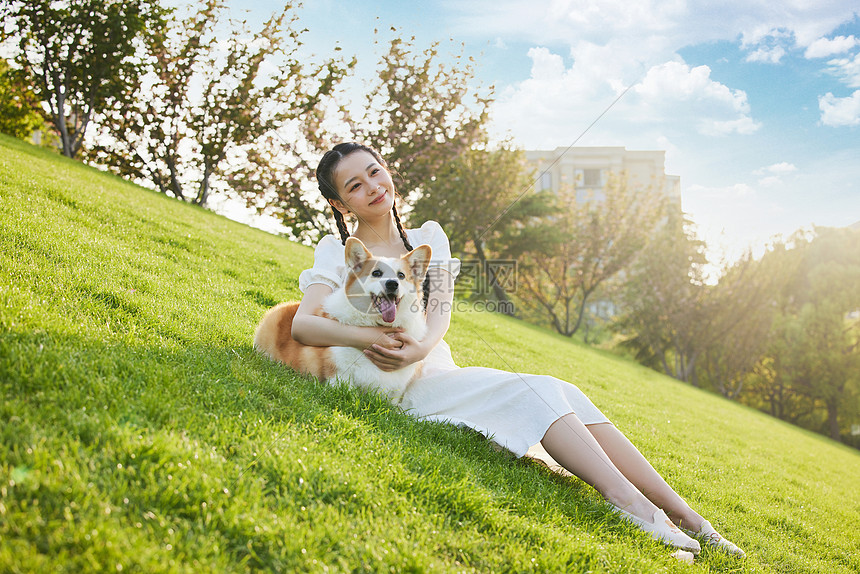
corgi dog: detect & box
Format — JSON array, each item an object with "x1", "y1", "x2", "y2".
[{"x1": 254, "y1": 237, "x2": 432, "y2": 401}]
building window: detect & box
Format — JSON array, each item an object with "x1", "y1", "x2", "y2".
[
  {"x1": 540, "y1": 172, "x2": 552, "y2": 191},
  {"x1": 584, "y1": 168, "x2": 602, "y2": 187}
]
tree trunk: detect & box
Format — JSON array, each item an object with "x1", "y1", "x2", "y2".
[
  {"x1": 678, "y1": 351, "x2": 698, "y2": 385},
  {"x1": 776, "y1": 384, "x2": 784, "y2": 420},
  {"x1": 569, "y1": 286, "x2": 597, "y2": 337},
  {"x1": 827, "y1": 400, "x2": 841, "y2": 442},
  {"x1": 729, "y1": 378, "x2": 743, "y2": 400},
  {"x1": 52, "y1": 76, "x2": 73, "y2": 158},
  {"x1": 69, "y1": 97, "x2": 94, "y2": 159},
  {"x1": 660, "y1": 353, "x2": 671, "y2": 377},
  {"x1": 167, "y1": 152, "x2": 185, "y2": 201},
  {"x1": 473, "y1": 239, "x2": 515, "y2": 317},
  {"x1": 197, "y1": 164, "x2": 213, "y2": 206}
]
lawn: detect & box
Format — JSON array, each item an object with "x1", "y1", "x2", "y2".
[{"x1": 1, "y1": 133, "x2": 858, "y2": 573}]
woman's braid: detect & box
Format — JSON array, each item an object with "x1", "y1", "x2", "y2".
[
  {"x1": 316, "y1": 142, "x2": 433, "y2": 308},
  {"x1": 331, "y1": 206, "x2": 351, "y2": 244},
  {"x1": 392, "y1": 203, "x2": 413, "y2": 251},
  {"x1": 393, "y1": 202, "x2": 430, "y2": 310}
]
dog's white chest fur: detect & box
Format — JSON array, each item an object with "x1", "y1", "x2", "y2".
[{"x1": 320, "y1": 248, "x2": 430, "y2": 402}]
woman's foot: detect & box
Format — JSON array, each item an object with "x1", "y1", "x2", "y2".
[
  {"x1": 682, "y1": 520, "x2": 746, "y2": 557},
  {"x1": 611, "y1": 505, "x2": 701, "y2": 554}
]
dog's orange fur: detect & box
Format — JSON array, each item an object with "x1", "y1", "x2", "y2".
[
  {"x1": 253, "y1": 301, "x2": 336, "y2": 381},
  {"x1": 255, "y1": 238, "x2": 431, "y2": 392}
]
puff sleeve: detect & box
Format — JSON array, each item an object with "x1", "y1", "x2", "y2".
[
  {"x1": 297, "y1": 234, "x2": 346, "y2": 293},
  {"x1": 417, "y1": 220, "x2": 461, "y2": 281}
]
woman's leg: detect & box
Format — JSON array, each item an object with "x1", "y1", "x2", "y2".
[
  {"x1": 540, "y1": 414, "x2": 659, "y2": 520},
  {"x1": 586, "y1": 423, "x2": 747, "y2": 557},
  {"x1": 542, "y1": 414, "x2": 702, "y2": 553},
  {"x1": 585, "y1": 422, "x2": 703, "y2": 530}
]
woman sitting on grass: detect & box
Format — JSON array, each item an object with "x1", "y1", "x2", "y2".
[{"x1": 291, "y1": 142, "x2": 745, "y2": 558}]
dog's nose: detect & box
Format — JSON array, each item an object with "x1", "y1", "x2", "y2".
[{"x1": 385, "y1": 279, "x2": 398, "y2": 293}]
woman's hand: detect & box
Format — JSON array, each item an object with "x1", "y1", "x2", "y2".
[{"x1": 364, "y1": 331, "x2": 429, "y2": 372}]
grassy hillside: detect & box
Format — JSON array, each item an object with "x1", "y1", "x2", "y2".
[{"x1": 1, "y1": 133, "x2": 858, "y2": 573}]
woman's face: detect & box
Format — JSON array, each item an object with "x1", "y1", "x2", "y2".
[{"x1": 331, "y1": 150, "x2": 395, "y2": 219}]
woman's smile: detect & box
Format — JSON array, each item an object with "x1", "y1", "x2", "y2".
[{"x1": 369, "y1": 189, "x2": 388, "y2": 205}]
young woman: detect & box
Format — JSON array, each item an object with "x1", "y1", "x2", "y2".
[{"x1": 291, "y1": 142, "x2": 745, "y2": 558}]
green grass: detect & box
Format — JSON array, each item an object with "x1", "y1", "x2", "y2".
[{"x1": 1, "y1": 132, "x2": 858, "y2": 573}]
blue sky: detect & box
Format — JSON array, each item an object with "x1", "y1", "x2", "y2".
[{"x1": 222, "y1": 2, "x2": 860, "y2": 257}]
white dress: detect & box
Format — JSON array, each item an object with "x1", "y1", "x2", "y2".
[{"x1": 298, "y1": 220, "x2": 610, "y2": 457}]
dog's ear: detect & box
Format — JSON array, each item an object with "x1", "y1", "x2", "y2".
[
  {"x1": 345, "y1": 237, "x2": 372, "y2": 272},
  {"x1": 404, "y1": 244, "x2": 432, "y2": 281}
]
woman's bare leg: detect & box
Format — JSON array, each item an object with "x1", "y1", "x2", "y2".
[
  {"x1": 542, "y1": 414, "x2": 705, "y2": 553},
  {"x1": 540, "y1": 414, "x2": 659, "y2": 521},
  {"x1": 586, "y1": 422, "x2": 704, "y2": 531}
]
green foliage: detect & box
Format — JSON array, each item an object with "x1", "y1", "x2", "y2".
[
  {"x1": 355, "y1": 34, "x2": 492, "y2": 204},
  {"x1": 616, "y1": 209, "x2": 791, "y2": 397},
  {"x1": 88, "y1": 0, "x2": 349, "y2": 207},
  {"x1": 411, "y1": 145, "x2": 529, "y2": 256},
  {"x1": 620, "y1": 221, "x2": 860, "y2": 446},
  {"x1": 507, "y1": 174, "x2": 668, "y2": 337},
  {"x1": 743, "y1": 227, "x2": 860, "y2": 443},
  {"x1": 695, "y1": 249, "x2": 788, "y2": 397},
  {"x1": 4, "y1": 134, "x2": 860, "y2": 572},
  {"x1": 2, "y1": 0, "x2": 164, "y2": 158},
  {"x1": 249, "y1": 33, "x2": 492, "y2": 243},
  {"x1": 411, "y1": 144, "x2": 550, "y2": 312},
  {"x1": 614, "y1": 211, "x2": 707, "y2": 372},
  {"x1": 0, "y1": 58, "x2": 44, "y2": 139}
]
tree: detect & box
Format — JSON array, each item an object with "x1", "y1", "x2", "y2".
[
  {"x1": 2, "y1": 0, "x2": 163, "y2": 158},
  {"x1": 89, "y1": 0, "x2": 349, "y2": 206},
  {"x1": 410, "y1": 144, "x2": 552, "y2": 312},
  {"x1": 352, "y1": 34, "x2": 492, "y2": 204},
  {"x1": 617, "y1": 211, "x2": 791, "y2": 389},
  {"x1": 242, "y1": 33, "x2": 492, "y2": 242},
  {"x1": 769, "y1": 227, "x2": 860, "y2": 441},
  {"x1": 724, "y1": 227, "x2": 860, "y2": 443},
  {"x1": 0, "y1": 58, "x2": 44, "y2": 139},
  {"x1": 614, "y1": 210, "x2": 707, "y2": 372},
  {"x1": 696, "y1": 246, "x2": 792, "y2": 397},
  {"x1": 506, "y1": 174, "x2": 667, "y2": 337},
  {"x1": 669, "y1": 251, "x2": 786, "y2": 386}
]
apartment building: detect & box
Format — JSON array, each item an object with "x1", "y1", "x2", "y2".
[{"x1": 525, "y1": 146, "x2": 681, "y2": 206}]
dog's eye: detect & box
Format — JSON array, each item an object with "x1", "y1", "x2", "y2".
[
  {"x1": 371, "y1": 269, "x2": 383, "y2": 277},
  {"x1": 397, "y1": 272, "x2": 405, "y2": 279}
]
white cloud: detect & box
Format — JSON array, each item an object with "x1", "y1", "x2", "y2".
[
  {"x1": 489, "y1": 51, "x2": 761, "y2": 147},
  {"x1": 825, "y1": 52, "x2": 860, "y2": 88},
  {"x1": 700, "y1": 117, "x2": 762, "y2": 136},
  {"x1": 819, "y1": 90, "x2": 860, "y2": 126},
  {"x1": 805, "y1": 35, "x2": 859, "y2": 58},
  {"x1": 448, "y1": 0, "x2": 859, "y2": 53},
  {"x1": 745, "y1": 45, "x2": 787, "y2": 63},
  {"x1": 740, "y1": 26, "x2": 793, "y2": 64},
  {"x1": 752, "y1": 162, "x2": 798, "y2": 187},
  {"x1": 754, "y1": 162, "x2": 798, "y2": 175},
  {"x1": 635, "y1": 61, "x2": 761, "y2": 136}
]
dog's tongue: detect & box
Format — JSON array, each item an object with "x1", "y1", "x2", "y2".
[{"x1": 379, "y1": 297, "x2": 397, "y2": 323}]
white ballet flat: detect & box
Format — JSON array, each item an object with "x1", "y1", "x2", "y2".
[
  {"x1": 683, "y1": 520, "x2": 746, "y2": 557},
  {"x1": 670, "y1": 550, "x2": 695, "y2": 564},
  {"x1": 611, "y1": 505, "x2": 702, "y2": 554}
]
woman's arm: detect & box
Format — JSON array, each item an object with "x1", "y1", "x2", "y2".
[
  {"x1": 364, "y1": 266, "x2": 455, "y2": 371},
  {"x1": 418, "y1": 266, "x2": 455, "y2": 350},
  {"x1": 291, "y1": 283, "x2": 401, "y2": 350}
]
